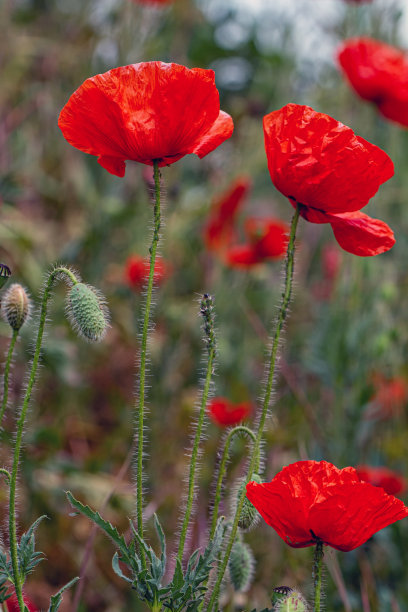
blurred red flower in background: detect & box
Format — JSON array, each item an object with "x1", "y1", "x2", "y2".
[
  {"x1": 365, "y1": 374, "x2": 407, "y2": 420},
  {"x1": 6, "y1": 593, "x2": 38, "y2": 612},
  {"x1": 207, "y1": 397, "x2": 251, "y2": 426},
  {"x1": 125, "y1": 255, "x2": 168, "y2": 290},
  {"x1": 203, "y1": 177, "x2": 251, "y2": 252},
  {"x1": 356, "y1": 465, "x2": 406, "y2": 496},
  {"x1": 263, "y1": 104, "x2": 395, "y2": 256},
  {"x1": 59, "y1": 62, "x2": 233, "y2": 177},
  {"x1": 338, "y1": 38, "x2": 408, "y2": 127},
  {"x1": 246, "y1": 460, "x2": 408, "y2": 551},
  {"x1": 225, "y1": 217, "x2": 288, "y2": 267}
]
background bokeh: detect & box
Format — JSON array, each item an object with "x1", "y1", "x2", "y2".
[{"x1": 1, "y1": 0, "x2": 408, "y2": 610}]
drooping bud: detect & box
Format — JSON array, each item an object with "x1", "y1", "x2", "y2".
[
  {"x1": 1, "y1": 283, "x2": 31, "y2": 331},
  {"x1": 66, "y1": 283, "x2": 109, "y2": 342},
  {"x1": 273, "y1": 587, "x2": 309, "y2": 611},
  {"x1": 228, "y1": 537, "x2": 255, "y2": 592},
  {"x1": 0, "y1": 264, "x2": 11, "y2": 290},
  {"x1": 235, "y1": 473, "x2": 262, "y2": 531},
  {"x1": 200, "y1": 293, "x2": 216, "y2": 355}
]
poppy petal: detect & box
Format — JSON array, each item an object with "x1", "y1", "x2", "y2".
[
  {"x1": 329, "y1": 211, "x2": 395, "y2": 256},
  {"x1": 98, "y1": 155, "x2": 126, "y2": 177},
  {"x1": 225, "y1": 244, "x2": 261, "y2": 267},
  {"x1": 191, "y1": 110, "x2": 234, "y2": 158}
]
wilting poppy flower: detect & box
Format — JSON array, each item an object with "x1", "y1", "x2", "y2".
[
  {"x1": 338, "y1": 38, "x2": 408, "y2": 127},
  {"x1": 203, "y1": 177, "x2": 251, "y2": 252},
  {"x1": 59, "y1": 62, "x2": 234, "y2": 177},
  {"x1": 356, "y1": 465, "x2": 406, "y2": 496},
  {"x1": 263, "y1": 104, "x2": 395, "y2": 256},
  {"x1": 6, "y1": 593, "x2": 38, "y2": 612},
  {"x1": 225, "y1": 217, "x2": 288, "y2": 267},
  {"x1": 246, "y1": 460, "x2": 408, "y2": 551},
  {"x1": 125, "y1": 255, "x2": 168, "y2": 290},
  {"x1": 208, "y1": 397, "x2": 251, "y2": 426}
]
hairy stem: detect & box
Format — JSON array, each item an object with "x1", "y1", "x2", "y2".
[
  {"x1": 0, "y1": 329, "x2": 19, "y2": 429},
  {"x1": 313, "y1": 540, "x2": 324, "y2": 612},
  {"x1": 207, "y1": 206, "x2": 300, "y2": 611},
  {"x1": 135, "y1": 160, "x2": 161, "y2": 567},
  {"x1": 8, "y1": 266, "x2": 78, "y2": 612},
  {"x1": 209, "y1": 425, "x2": 257, "y2": 540},
  {"x1": 177, "y1": 345, "x2": 215, "y2": 564}
]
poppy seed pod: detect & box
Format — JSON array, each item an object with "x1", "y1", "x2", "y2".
[
  {"x1": 1, "y1": 284, "x2": 31, "y2": 331},
  {"x1": 235, "y1": 473, "x2": 262, "y2": 531},
  {"x1": 274, "y1": 590, "x2": 308, "y2": 611},
  {"x1": 66, "y1": 283, "x2": 109, "y2": 342},
  {"x1": 228, "y1": 538, "x2": 255, "y2": 592}
]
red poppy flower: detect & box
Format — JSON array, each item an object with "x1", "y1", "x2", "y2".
[
  {"x1": 203, "y1": 177, "x2": 251, "y2": 252},
  {"x1": 338, "y1": 38, "x2": 408, "y2": 127},
  {"x1": 225, "y1": 217, "x2": 288, "y2": 267},
  {"x1": 6, "y1": 593, "x2": 38, "y2": 612},
  {"x1": 263, "y1": 104, "x2": 395, "y2": 256},
  {"x1": 125, "y1": 254, "x2": 168, "y2": 289},
  {"x1": 356, "y1": 465, "x2": 406, "y2": 496},
  {"x1": 246, "y1": 460, "x2": 408, "y2": 551},
  {"x1": 365, "y1": 374, "x2": 407, "y2": 420},
  {"x1": 207, "y1": 397, "x2": 251, "y2": 427},
  {"x1": 59, "y1": 62, "x2": 234, "y2": 177}
]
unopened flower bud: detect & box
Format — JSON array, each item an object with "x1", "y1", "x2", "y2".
[
  {"x1": 228, "y1": 537, "x2": 255, "y2": 592},
  {"x1": 66, "y1": 283, "x2": 109, "y2": 342},
  {"x1": 235, "y1": 473, "x2": 262, "y2": 531},
  {"x1": 0, "y1": 264, "x2": 11, "y2": 290},
  {"x1": 273, "y1": 588, "x2": 308, "y2": 611},
  {"x1": 1, "y1": 283, "x2": 30, "y2": 331}
]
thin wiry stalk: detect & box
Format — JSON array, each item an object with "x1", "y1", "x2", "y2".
[
  {"x1": 0, "y1": 329, "x2": 19, "y2": 429},
  {"x1": 135, "y1": 160, "x2": 161, "y2": 568},
  {"x1": 313, "y1": 540, "x2": 324, "y2": 611},
  {"x1": 207, "y1": 206, "x2": 300, "y2": 611},
  {"x1": 8, "y1": 266, "x2": 79, "y2": 612}
]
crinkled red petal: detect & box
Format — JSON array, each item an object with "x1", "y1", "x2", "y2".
[
  {"x1": 191, "y1": 110, "x2": 234, "y2": 158},
  {"x1": 329, "y1": 211, "x2": 395, "y2": 256}
]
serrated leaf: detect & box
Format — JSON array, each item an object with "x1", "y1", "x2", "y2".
[
  {"x1": 48, "y1": 577, "x2": 79, "y2": 612},
  {"x1": 18, "y1": 516, "x2": 47, "y2": 578},
  {"x1": 112, "y1": 553, "x2": 132, "y2": 583}
]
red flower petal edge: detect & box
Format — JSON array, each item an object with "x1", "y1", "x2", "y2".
[
  {"x1": 59, "y1": 62, "x2": 233, "y2": 176},
  {"x1": 356, "y1": 465, "x2": 406, "y2": 496},
  {"x1": 246, "y1": 460, "x2": 408, "y2": 551},
  {"x1": 207, "y1": 397, "x2": 252, "y2": 427}
]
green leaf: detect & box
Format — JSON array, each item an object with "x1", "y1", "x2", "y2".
[
  {"x1": 112, "y1": 553, "x2": 132, "y2": 583},
  {"x1": 18, "y1": 516, "x2": 47, "y2": 578},
  {"x1": 48, "y1": 577, "x2": 79, "y2": 612}
]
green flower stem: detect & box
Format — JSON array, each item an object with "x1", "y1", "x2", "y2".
[
  {"x1": 0, "y1": 468, "x2": 11, "y2": 485},
  {"x1": 313, "y1": 541, "x2": 324, "y2": 612},
  {"x1": 177, "y1": 345, "x2": 215, "y2": 564},
  {"x1": 209, "y1": 425, "x2": 257, "y2": 540},
  {"x1": 136, "y1": 160, "x2": 161, "y2": 568},
  {"x1": 207, "y1": 206, "x2": 300, "y2": 612},
  {"x1": 0, "y1": 329, "x2": 19, "y2": 429},
  {"x1": 8, "y1": 266, "x2": 78, "y2": 612}
]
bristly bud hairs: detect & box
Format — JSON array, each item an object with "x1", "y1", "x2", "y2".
[
  {"x1": 273, "y1": 587, "x2": 309, "y2": 611},
  {"x1": 234, "y1": 473, "x2": 262, "y2": 531},
  {"x1": 200, "y1": 293, "x2": 216, "y2": 355},
  {"x1": 228, "y1": 534, "x2": 255, "y2": 592},
  {"x1": 2, "y1": 283, "x2": 31, "y2": 331},
  {"x1": 66, "y1": 283, "x2": 110, "y2": 342},
  {"x1": 0, "y1": 264, "x2": 11, "y2": 290}
]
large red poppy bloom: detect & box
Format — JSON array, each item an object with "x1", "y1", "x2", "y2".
[
  {"x1": 208, "y1": 397, "x2": 251, "y2": 427},
  {"x1": 59, "y1": 62, "x2": 234, "y2": 177},
  {"x1": 356, "y1": 465, "x2": 406, "y2": 496},
  {"x1": 338, "y1": 38, "x2": 408, "y2": 127},
  {"x1": 246, "y1": 460, "x2": 408, "y2": 551},
  {"x1": 263, "y1": 104, "x2": 395, "y2": 256},
  {"x1": 226, "y1": 217, "x2": 288, "y2": 267}
]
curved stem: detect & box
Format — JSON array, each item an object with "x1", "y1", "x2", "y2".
[
  {"x1": 207, "y1": 207, "x2": 300, "y2": 611},
  {"x1": 177, "y1": 346, "x2": 215, "y2": 564},
  {"x1": 0, "y1": 330, "x2": 19, "y2": 430},
  {"x1": 136, "y1": 160, "x2": 161, "y2": 568},
  {"x1": 313, "y1": 540, "x2": 324, "y2": 612},
  {"x1": 209, "y1": 425, "x2": 257, "y2": 540},
  {"x1": 0, "y1": 468, "x2": 11, "y2": 485},
  {"x1": 8, "y1": 266, "x2": 78, "y2": 612}
]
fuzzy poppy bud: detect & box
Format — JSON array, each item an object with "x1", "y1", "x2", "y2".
[
  {"x1": 0, "y1": 264, "x2": 11, "y2": 290},
  {"x1": 274, "y1": 589, "x2": 308, "y2": 611},
  {"x1": 228, "y1": 538, "x2": 255, "y2": 592},
  {"x1": 1, "y1": 284, "x2": 31, "y2": 331},
  {"x1": 66, "y1": 283, "x2": 109, "y2": 342},
  {"x1": 236, "y1": 473, "x2": 262, "y2": 531}
]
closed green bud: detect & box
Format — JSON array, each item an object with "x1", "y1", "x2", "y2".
[
  {"x1": 66, "y1": 283, "x2": 109, "y2": 342},
  {"x1": 228, "y1": 538, "x2": 255, "y2": 592},
  {"x1": 273, "y1": 589, "x2": 308, "y2": 611},
  {"x1": 235, "y1": 473, "x2": 262, "y2": 531},
  {"x1": 2, "y1": 283, "x2": 31, "y2": 331}
]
